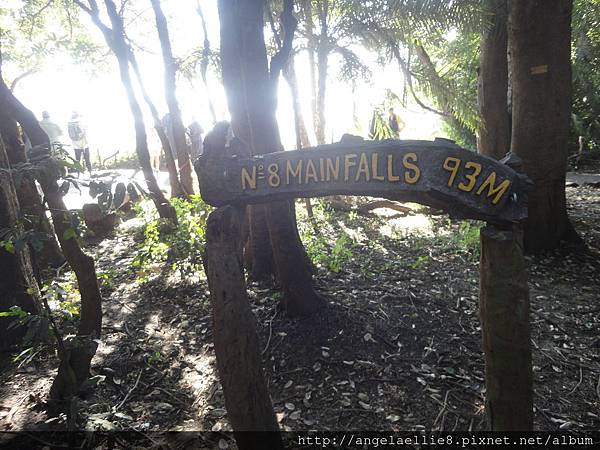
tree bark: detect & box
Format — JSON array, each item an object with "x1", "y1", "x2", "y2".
[
  {"x1": 0, "y1": 109, "x2": 64, "y2": 270},
  {"x1": 0, "y1": 78, "x2": 103, "y2": 402},
  {"x1": 304, "y1": 0, "x2": 318, "y2": 145},
  {"x1": 508, "y1": 0, "x2": 580, "y2": 252},
  {"x1": 196, "y1": 1, "x2": 218, "y2": 125},
  {"x1": 128, "y1": 49, "x2": 185, "y2": 199},
  {"x1": 150, "y1": 0, "x2": 194, "y2": 196},
  {"x1": 315, "y1": 0, "x2": 329, "y2": 145},
  {"x1": 205, "y1": 206, "x2": 283, "y2": 447},
  {"x1": 0, "y1": 136, "x2": 42, "y2": 356},
  {"x1": 284, "y1": 59, "x2": 311, "y2": 150},
  {"x1": 414, "y1": 43, "x2": 477, "y2": 148},
  {"x1": 478, "y1": 0, "x2": 510, "y2": 160},
  {"x1": 283, "y1": 53, "x2": 314, "y2": 217},
  {"x1": 247, "y1": 205, "x2": 275, "y2": 282},
  {"x1": 479, "y1": 226, "x2": 533, "y2": 430},
  {"x1": 218, "y1": 0, "x2": 325, "y2": 316},
  {"x1": 77, "y1": 0, "x2": 177, "y2": 222}
]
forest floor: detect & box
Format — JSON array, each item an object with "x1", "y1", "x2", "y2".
[{"x1": 0, "y1": 178, "x2": 599, "y2": 447}]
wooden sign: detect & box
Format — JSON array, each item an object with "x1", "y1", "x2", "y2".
[{"x1": 197, "y1": 137, "x2": 530, "y2": 224}]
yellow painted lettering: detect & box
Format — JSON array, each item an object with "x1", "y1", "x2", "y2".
[
  {"x1": 241, "y1": 166, "x2": 257, "y2": 190},
  {"x1": 458, "y1": 162, "x2": 482, "y2": 192},
  {"x1": 326, "y1": 157, "x2": 340, "y2": 181},
  {"x1": 305, "y1": 159, "x2": 319, "y2": 183},
  {"x1": 344, "y1": 154, "x2": 357, "y2": 181},
  {"x1": 267, "y1": 163, "x2": 280, "y2": 187},
  {"x1": 387, "y1": 154, "x2": 400, "y2": 182},
  {"x1": 476, "y1": 172, "x2": 511, "y2": 204},
  {"x1": 443, "y1": 157, "x2": 461, "y2": 187},
  {"x1": 355, "y1": 152, "x2": 370, "y2": 182},
  {"x1": 319, "y1": 158, "x2": 325, "y2": 180},
  {"x1": 403, "y1": 152, "x2": 421, "y2": 184},
  {"x1": 286, "y1": 160, "x2": 303, "y2": 185},
  {"x1": 371, "y1": 153, "x2": 384, "y2": 181}
]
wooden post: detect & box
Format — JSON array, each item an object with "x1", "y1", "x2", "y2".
[
  {"x1": 205, "y1": 206, "x2": 283, "y2": 450},
  {"x1": 479, "y1": 225, "x2": 533, "y2": 430}
]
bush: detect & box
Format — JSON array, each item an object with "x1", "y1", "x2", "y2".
[{"x1": 132, "y1": 195, "x2": 212, "y2": 280}]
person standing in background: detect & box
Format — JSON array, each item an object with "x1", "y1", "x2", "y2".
[
  {"x1": 39, "y1": 111, "x2": 63, "y2": 147},
  {"x1": 161, "y1": 113, "x2": 177, "y2": 163},
  {"x1": 388, "y1": 107, "x2": 405, "y2": 139},
  {"x1": 187, "y1": 119, "x2": 204, "y2": 161},
  {"x1": 68, "y1": 111, "x2": 92, "y2": 174}
]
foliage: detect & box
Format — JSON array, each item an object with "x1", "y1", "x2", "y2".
[
  {"x1": 0, "y1": 222, "x2": 48, "y2": 255},
  {"x1": 420, "y1": 30, "x2": 480, "y2": 149},
  {"x1": 368, "y1": 105, "x2": 395, "y2": 140},
  {"x1": 572, "y1": 0, "x2": 600, "y2": 152},
  {"x1": 179, "y1": 47, "x2": 222, "y2": 83},
  {"x1": 430, "y1": 218, "x2": 482, "y2": 259},
  {"x1": 297, "y1": 200, "x2": 355, "y2": 273},
  {"x1": 0, "y1": 0, "x2": 104, "y2": 87},
  {"x1": 342, "y1": 0, "x2": 484, "y2": 147},
  {"x1": 41, "y1": 274, "x2": 81, "y2": 319},
  {"x1": 132, "y1": 196, "x2": 211, "y2": 280}
]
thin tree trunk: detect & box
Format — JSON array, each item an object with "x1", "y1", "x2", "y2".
[
  {"x1": 0, "y1": 77, "x2": 103, "y2": 402},
  {"x1": 100, "y1": 0, "x2": 177, "y2": 222},
  {"x1": 284, "y1": 59, "x2": 312, "y2": 149},
  {"x1": 315, "y1": 0, "x2": 329, "y2": 145},
  {"x1": 218, "y1": 0, "x2": 324, "y2": 315},
  {"x1": 508, "y1": 0, "x2": 581, "y2": 252},
  {"x1": 304, "y1": 0, "x2": 319, "y2": 143},
  {"x1": 478, "y1": 0, "x2": 510, "y2": 160},
  {"x1": 480, "y1": 226, "x2": 533, "y2": 430},
  {"x1": 196, "y1": 1, "x2": 218, "y2": 125},
  {"x1": 128, "y1": 49, "x2": 184, "y2": 199},
  {"x1": 205, "y1": 206, "x2": 283, "y2": 448},
  {"x1": 414, "y1": 43, "x2": 477, "y2": 148},
  {"x1": 283, "y1": 54, "x2": 314, "y2": 219},
  {"x1": 0, "y1": 109, "x2": 64, "y2": 270},
  {"x1": 247, "y1": 205, "x2": 275, "y2": 282},
  {"x1": 150, "y1": 0, "x2": 194, "y2": 196},
  {"x1": 0, "y1": 136, "x2": 42, "y2": 355}
]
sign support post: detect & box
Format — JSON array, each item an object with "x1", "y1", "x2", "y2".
[{"x1": 204, "y1": 206, "x2": 283, "y2": 450}]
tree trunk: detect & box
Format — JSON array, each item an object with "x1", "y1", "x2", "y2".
[
  {"x1": 151, "y1": 0, "x2": 194, "y2": 196},
  {"x1": 0, "y1": 109, "x2": 64, "y2": 270},
  {"x1": 414, "y1": 43, "x2": 477, "y2": 148},
  {"x1": 303, "y1": 0, "x2": 318, "y2": 142},
  {"x1": 478, "y1": 0, "x2": 510, "y2": 160},
  {"x1": 218, "y1": 0, "x2": 325, "y2": 316},
  {"x1": 479, "y1": 226, "x2": 533, "y2": 430},
  {"x1": 0, "y1": 136, "x2": 42, "y2": 357},
  {"x1": 247, "y1": 205, "x2": 275, "y2": 282},
  {"x1": 315, "y1": 1, "x2": 329, "y2": 145},
  {"x1": 101, "y1": 0, "x2": 177, "y2": 222},
  {"x1": 0, "y1": 79, "x2": 103, "y2": 403},
  {"x1": 283, "y1": 59, "x2": 312, "y2": 150},
  {"x1": 196, "y1": 1, "x2": 218, "y2": 125},
  {"x1": 128, "y1": 49, "x2": 185, "y2": 199},
  {"x1": 205, "y1": 206, "x2": 283, "y2": 448},
  {"x1": 508, "y1": 0, "x2": 580, "y2": 252},
  {"x1": 283, "y1": 52, "x2": 314, "y2": 218}
]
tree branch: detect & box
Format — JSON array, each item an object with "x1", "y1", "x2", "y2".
[
  {"x1": 269, "y1": 0, "x2": 298, "y2": 81},
  {"x1": 9, "y1": 68, "x2": 39, "y2": 92},
  {"x1": 391, "y1": 44, "x2": 448, "y2": 117}
]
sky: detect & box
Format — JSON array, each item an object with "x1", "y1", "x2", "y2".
[{"x1": 11, "y1": 0, "x2": 443, "y2": 160}]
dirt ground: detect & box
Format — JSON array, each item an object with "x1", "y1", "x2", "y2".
[{"x1": 0, "y1": 181, "x2": 599, "y2": 447}]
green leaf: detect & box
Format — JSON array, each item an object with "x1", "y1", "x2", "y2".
[
  {"x1": 0, "y1": 306, "x2": 28, "y2": 318},
  {"x1": 63, "y1": 228, "x2": 77, "y2": 240}
]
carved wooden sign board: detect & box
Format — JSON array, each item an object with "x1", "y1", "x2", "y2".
[{"x1": 197, "y1": 138, "x2": 530, "y2": 224}]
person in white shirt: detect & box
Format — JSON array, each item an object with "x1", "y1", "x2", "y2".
[
  {"x1": 39, "y1": 111, "x2": 63, "y2": 146},
  {"x1": 68, "y1": 111, "x2": 92, "y2": 174}
]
